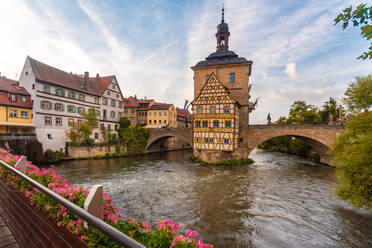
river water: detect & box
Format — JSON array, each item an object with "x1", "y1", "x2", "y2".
[{"x1": 54, "y1": 149, "x2": 372, "y2": 248}]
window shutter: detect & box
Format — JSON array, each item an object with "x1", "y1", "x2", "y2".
[
  {"x1": 61, "y1": 89, "x2": 65, "y2": 97},
  {"x1": 74, "y1": 106, "x2": 76, "y2": 113},
  {"x1": 61, "y1": 104, "x2": 64, "y2": 111},
  {"x1": 40, "y1": 101, "x2": 43, "y2": 108},
  {"x1": 68, "y1": 91, "x2": 71, "y2": 97},
  {"x1": 49, "y1": 102, "x2": 52, "y2": 110},
  {"x1": 54, "y1": 103, "x2": 57, "y2": 110},
  {"x1": 55, "y1": 88, "x2": 58, "y2": 95}
]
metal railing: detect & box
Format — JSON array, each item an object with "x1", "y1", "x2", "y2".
[
  {"x1": 0, "y1": 133, "x2": 36, "y2": 141},
  {"x1": 0, "y1": 159, "x2": 146, "y2": 248}
]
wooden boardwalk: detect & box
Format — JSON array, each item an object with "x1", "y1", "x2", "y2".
[{"x1": 0, "y1": 216, "x2": 20, "y2": 248}]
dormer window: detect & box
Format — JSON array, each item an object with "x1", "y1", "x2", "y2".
[
  {"x1": 21, "y1": 96, "x2": 26, "y2": 102},
  {"x1": 9, "y1": 94, "x2": 16, "y2": 102}
]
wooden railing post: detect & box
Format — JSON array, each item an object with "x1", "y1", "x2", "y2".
[
  {"x1": 84, "y1": 185, "x2": 103, "y2": 228},
  {"x1": 15, "y1": 156, "x2": 27, "y2": 171}
]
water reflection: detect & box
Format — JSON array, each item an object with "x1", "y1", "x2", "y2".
[{"x1": 54, "y1": 149, "x2": 372, "y2": 248}]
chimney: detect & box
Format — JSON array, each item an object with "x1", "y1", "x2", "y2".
[
  {"x1": 135, "y1": 95, "x2": 137, "y2": 99},
  {"x1": 84, "y1": 71, "x2": 89, "y2": 79},
  {"x1": 96, "y1": 73, "x2": 99, "y2": 78}
]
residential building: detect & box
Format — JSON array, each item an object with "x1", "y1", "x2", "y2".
[
  {"x1": 123, "y1": 96, "x2": 138, "y2": 126},
  {"x1": 137, "y1": 98, "x2": 155, "y2": 125},
  {"x1": 146, "y1": 103, "x2": 177, "y2": 128},
  {"x1": 123, "y1": 96, "x2": 155, "y2": 126},
  {"x1": 176, "y1": 108, "x2": 192, "y2": 128},
  {"x1": 0, "y1": 76, "x2": 34, "y2": 134},
  {"x1": 18, "y1": 57, "x2": 124, "y2": 151}
]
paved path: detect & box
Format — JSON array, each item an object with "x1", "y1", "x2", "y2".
[{"x1": 0, "y1": 216, "x2": 20, "y2": 248}]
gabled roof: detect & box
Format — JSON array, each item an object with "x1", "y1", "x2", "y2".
[
  {"x1": 0, "y1": 76, "x2": 30, "y2": 95},
  {"x1": 28, "y1": 57, "x2": 102, "y2": 96},
  {"x1": 191, "y1": 72, "x2": 240, "y2": 106},
  {"x1": 90, "y1": 75, "x2": 115, "y2": 94}
]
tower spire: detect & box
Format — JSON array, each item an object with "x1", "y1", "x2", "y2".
[
  {"x1": 216, "y1": 3, "x2": 229, "y2": 51},
  {"x1": 222, "y1": 3, "x2": 225, "y2": 23}
]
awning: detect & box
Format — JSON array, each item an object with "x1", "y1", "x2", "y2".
[{"x1": 0, "y1": 122, "x2": 35, "y2": 127}]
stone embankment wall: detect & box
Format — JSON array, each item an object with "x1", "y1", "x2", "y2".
[
  {"x1": 0, "y1": 178, "x2": 87, "y2": 248},
  {"x1": 66, "y1": 145, "x2": 118, "y2": 159}
]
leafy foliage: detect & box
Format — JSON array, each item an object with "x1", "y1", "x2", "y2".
[
  {"x1": 334, "y1": 3, "x2": 372, "y2": 60},
  {"x1": 331, "y1": 112, "x2": 372, "y2": 209},
  {"x1": 287, "y1": 100, "x2": 321, "y2": 124},
  {"x1": 344, "y1": 75, "x2": 372, "y2": 113},
  {"x1": 67, "y1": 107, "x2": 98, "y2": 146},
  {"x1": 118, "y1": 119, "x2": 149, "y2": 155}
]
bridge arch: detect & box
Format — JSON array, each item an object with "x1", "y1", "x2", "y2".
[
  {"x1": 146, "y1": 128, "x2": 193, "y2": 152},
  {"x1": 245, "y1": 125, "x2": 344, "y2": 164}
]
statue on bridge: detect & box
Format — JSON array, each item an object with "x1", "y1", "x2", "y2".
[{"x1": 267, "y1": 113, "x2": 271, "y2": 125}]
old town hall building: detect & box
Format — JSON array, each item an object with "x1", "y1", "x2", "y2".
[{"x1": 191, "y1": 7, "x2": 254, "y2": 162}]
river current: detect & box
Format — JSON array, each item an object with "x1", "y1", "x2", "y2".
[{"x1": 54, "y1": 149, "x2": 372, "y2": 248}]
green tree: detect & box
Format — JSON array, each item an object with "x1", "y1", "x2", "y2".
[
  {"x1": 334, "y1": 3, "x2": 372, "y2": 60},
  {"x1": 67, "y1": 107, "x2": 98, "y2": 146},
  {"x1": 344, "y1": 75, "x2": 372, "y2": 113},
  {"x1": 287, "y1": 100, "x2": 321, "y2": 124},
  {"x1": 318, "y1": 97, "x2": 338, "y2": 123},
  {"x1": 331, "y1": 112, "x2": 372, "y2": 209},
  {"x1": 81, "y1": 107, "x2": 99, "y2": 129},
  {"x1": 119, "y1": 117, "x2": 131, "y2": 129}
]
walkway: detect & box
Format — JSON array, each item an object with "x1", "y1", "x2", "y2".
[{"x1": 0, "y1": 215, "x2": 20, "y2": 248}]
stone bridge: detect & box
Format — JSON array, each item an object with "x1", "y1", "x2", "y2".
[{"x1": 147, "y1": 124, "x2": 345, "y2": 164}]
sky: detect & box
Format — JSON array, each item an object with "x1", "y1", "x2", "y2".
[{"x1": 0, "y1": 0, "x2": 371, "y2": 123}]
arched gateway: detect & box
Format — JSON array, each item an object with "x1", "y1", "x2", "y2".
[{"x1": 146, "y1": 125, "x2": 344, "y2": 164}]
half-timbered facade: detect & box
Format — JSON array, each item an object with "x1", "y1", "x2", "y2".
[{"x1": 192, "y1": 73, "x2": 239, "y2": 151}]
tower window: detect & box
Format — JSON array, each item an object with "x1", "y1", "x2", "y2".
[
  {"x1": 202, "y1": 121, "x2": 208, "y2": 127},
  {"x1": 225, "y1": 121, "x2": 231, "y2": 127},
  {"x1": 197, "y1": 107, "x2": 202, "y2": 113},
  {"x1": 213, "y1": 120, "x2": 219, "y2": 127},
  {"x1": 195, "y1": 121, "x2": 201, "y2": 127},
  {"x1": 229, "y1": 73, "x2": 236, "y2": 83}
]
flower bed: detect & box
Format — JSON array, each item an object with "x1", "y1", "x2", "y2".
[{"x1": 0, "y1": 148, "x2": 212, "y2": 248}]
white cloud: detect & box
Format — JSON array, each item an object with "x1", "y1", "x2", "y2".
[{"x1": 283, "y1": 63, "x2": 297, "y2": 80}]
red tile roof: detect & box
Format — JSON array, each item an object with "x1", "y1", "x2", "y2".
[
  {"x1": 124, "y1": 96, "x2": 138, "y2": 107},
  {"x1": 176, "y1": 108, "x2": 191, "y2": 122},
  {"x1": 90, "y1": 75, "x2": 114, "y2": 94},
  {"x1": 0, "y1": 77, "x2": 30, "y2": 95},
  {"x1": 29, "y1": 57, "x2": 102, "y2": 96},
  {"x1": 149, "y1": 103, "x2": 172, "y2": 110},
  {"x1": 0, "y1": 77, "x2": 32, "y2": 108}
]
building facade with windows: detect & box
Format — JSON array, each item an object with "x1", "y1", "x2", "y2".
[
  {"x1": 123, "y1": 96, "x2": 155, "y2": 126},
  {"x1": 192, "y1": 73, "x2": 239, "y2": 152},
  {"x1": 146, "y1": 104, "x2": 177, "y2": 128},
  {"x1": 0, "y1": 76, "x2": 34, "y2": 134},
  {"x1": 190, "y1": 7, "x2": 254, "y2": 162},
  {"x1": 18, "y1": 57, "x2": 124, "y2": 151},
  {"x1": 176, "y1": 108, "x2": 192, "y2": 128}
]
